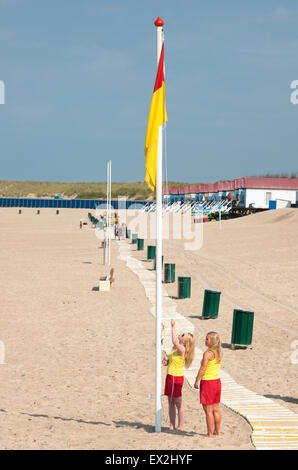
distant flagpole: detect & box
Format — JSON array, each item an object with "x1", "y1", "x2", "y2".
[
  {"x1": 108, "y1": 160, "x2": 111, "y2": 264},
  {"x1": 154, "y1": 15, "x2": 164, "y2": 433},
  {"x1": 105, "y1": 160, "x2": 111, "y2": 265}
]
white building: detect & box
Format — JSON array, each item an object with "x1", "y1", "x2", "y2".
[{"x1": 234, "y1": 178, "x2": 298, "y2": 209}]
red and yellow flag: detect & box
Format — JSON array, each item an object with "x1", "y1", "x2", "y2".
[{"x1": 144, "y1": 43, "x2": 167, "y2": 193}]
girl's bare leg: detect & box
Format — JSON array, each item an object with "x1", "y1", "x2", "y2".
[
  {"x1": 213, "y1": 404, "x2": 221, "y2": 435},
  {"x1": 168, "y1": 397, "x2": 176, "y2": 430},
  {"x1": 202, "y1": 404, "x2": 214, "y2": 437},
  {"x1": 174, "y1": 397, "x2": 184, "y2": 430}
]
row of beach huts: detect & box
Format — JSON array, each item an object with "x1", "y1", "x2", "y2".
[{"x1": 163, "y1": 177, "x2": 298, "y2": 210}]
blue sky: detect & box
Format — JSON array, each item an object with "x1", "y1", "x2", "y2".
[{"x1": 0, "y1": 0, "x2": 298, "y2": 183}]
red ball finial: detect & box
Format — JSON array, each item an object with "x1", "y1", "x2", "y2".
[{"x1": 154, "y1": 16, "x2": 164, "y2": 27}]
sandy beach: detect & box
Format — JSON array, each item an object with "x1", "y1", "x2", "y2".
[{"x1": 0, "y1": 207, "x2": 297, "y2": 450}]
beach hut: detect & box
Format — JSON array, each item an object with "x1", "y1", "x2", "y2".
[
  {"x1": 178, "y1": 187, "x2": 185, "y2": 202},
  {"x1": 163, "y1": 186, "x2": 171, "y2": 204},
  {"x1": 234, "y1": 177, "x2": 298, "y2": 209},
  {"x1": 188, "y1": 185, "x2": 198, "y2": 200},
  {"x1": 168, "y1": 187, "x2": 179, "y2": 203}
]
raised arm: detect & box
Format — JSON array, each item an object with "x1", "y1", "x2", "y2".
[{"x1": 171, "y1": 320, "x2": 185, "y2": 356}]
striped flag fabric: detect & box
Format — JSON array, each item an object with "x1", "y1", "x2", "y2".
[{"x1": 144, "y1": 43, "x2": 167, "y2": 193}]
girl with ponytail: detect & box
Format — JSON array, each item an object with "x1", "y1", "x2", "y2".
[
  {"x1": 162, "y1": 319, "x2": 195, "y2": 430},
  {"x1": 194, "y1": 331, "x2": 222, "y2": 438}
]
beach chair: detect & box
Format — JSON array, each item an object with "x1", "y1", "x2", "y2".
[{"x1": 99, "y1": 268, "x2": 115, "y2": 291}]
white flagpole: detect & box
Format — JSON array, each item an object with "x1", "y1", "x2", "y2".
[
  {"x1": 154, "y1": 16, "x2": 164, "y2": 433},
  {"x1": 109, "y1": 160, "x2": 112, "y2": 265},
  {"x1": 105, "y1": 162, "x2": 108, "y2": 265},
  {"x1": 108, "y1": 160, "x2": 111, "y2": 265},
  {"x1": 106, "y1": 160, "x2": 112, "y2": 265}
]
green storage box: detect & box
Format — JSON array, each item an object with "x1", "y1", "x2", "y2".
[
  {"x1": 18, "y1": 209, "x2": 22, "y2": 214},
  {"x1": 202, "y1": 289, "x2": 221, "y2": 319},
  {"x1": 153, "y1": 255, "x2": 164, "y2": 270},
  {"x1": 56, "y1": 210, "x2": 59, "y2": 215},
  {"x1": 164, "y1": 263, "x2": 175, "y2": 283},
  {"x1": 137, "y1": 238, "x2": 144, "y2": 250},
  {"x1": 37, "y1": 209, "x2": 40, "y2": 215},
  {"x1": 147, "y1": 245, "x2": 156, "y2": 260},
  {"x1": 178, "y1": 276, "x2": 191, "y2": 299},
  {"x1": 132, "y1": 234, "x2": 138, "y2": 244},
  {"x1": 231, "y1": 309, "x2": 254, "y2": 348},
  {"x1": 126, "y1": 228, "x2": 131, "y2": 239}
]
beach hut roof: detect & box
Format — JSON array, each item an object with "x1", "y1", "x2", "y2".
[
  {"x1": 234, "y1": 177, "x2": 298, "y2": 190},
  {"x1": 218, "y1": 180, "x2": 235, "y2": 191},
  {"x1": 169, "y1": 187, "x2": 178, "y2": 194},
  {"x1": 207, "y1": 183, "x2": 218, "y2": 192},
  {"x1": 164, "y1": 177, "x2": 298, "y2": 196}
]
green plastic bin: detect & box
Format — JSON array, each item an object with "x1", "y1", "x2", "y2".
[
  {"x1": 147, "y1": 245, "x2": 156, "y2": 260},
  {"x1": 132, "y1": 234, "x2": 138, "y2": 244},
  {"x1": 153, "y1": 255, "x2": 164, "y2": 270},
  {"x1": 202, "y1": 289, "x2": 221, "y2": 319},
  {"x1": 37, "y1": 209, "x2": 40, "y2": 215},
  {"x1": 164, "y1": 263, "x2": 175, "y2": 283},
  {"x1": 231, "y1": 309, "x2": 254, "y2": 348},
  {"x1": 126, "y1": 228, "x2": 131, "y2": 239},
  {"x1": 56, "y1": 210, "x2": 60, "y2": 215},
  {"x1": 18, "y1": 209, "x2": 22, "y2": 214},
  {"x1": 137, "y1": 238, "x2": 144, "y2": 251},
  {"x1": 178, "y1": 276, "x2": 191, "y2": 299}
]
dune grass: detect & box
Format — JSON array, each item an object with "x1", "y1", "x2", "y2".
[{"x1": 0, "y1": 180, "x2": 195, "y2": 200}]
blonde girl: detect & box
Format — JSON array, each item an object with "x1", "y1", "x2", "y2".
[
  {"x1": 162, "y1": 319, "x2": 195, "y2": 431},
  {"x1": 194, "y1": 331, "x2": 222, "y2": 438}
]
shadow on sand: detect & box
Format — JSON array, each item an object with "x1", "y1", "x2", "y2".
[
  {"x1": 21, "y1": 412, "x2": 111, "y2": 426},
  {"x1": 0, "y1": 408, "x2": 110, "y2": 427},
  {"x1": 264, "y1": 394, "x2": 298, "y2": 405},
  {"x1": 113, "y1": 420, "x2": 198, "y2": 437}
]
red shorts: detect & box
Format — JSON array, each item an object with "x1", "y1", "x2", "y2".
[
  {"x1": 200, "y1": 378, "x2": 221, "y2": 405},
  {"x1": 164, "y1": 374, "x2": 184, "y2": 398}
]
